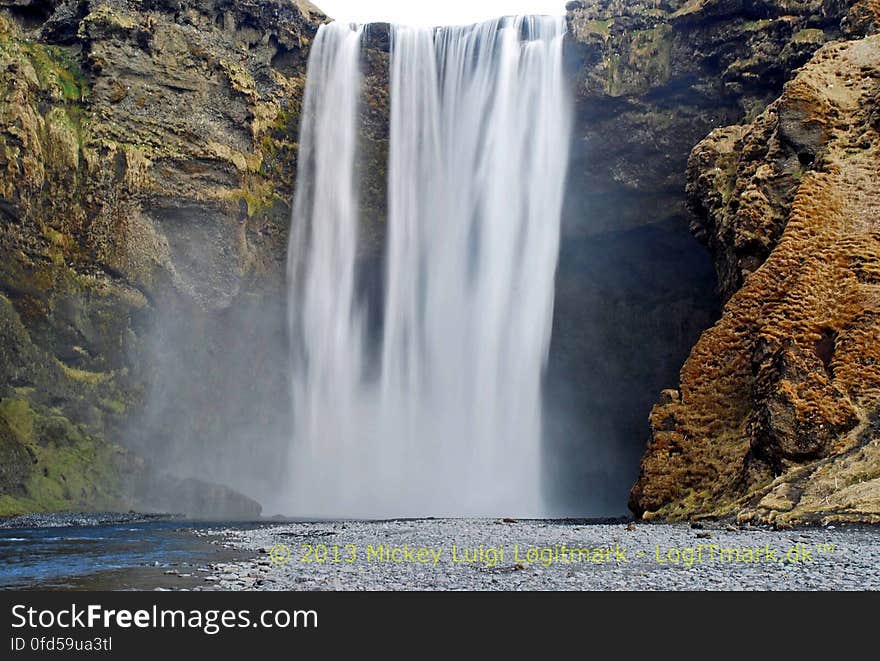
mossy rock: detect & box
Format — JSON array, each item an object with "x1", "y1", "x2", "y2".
[
  {"x1": 0, "y1": 398, "x2": 129, "y2": 516},
  {"x1": 605, "y1": 25, "x2": 674, "y2": 97},
  {"x1": 0, "y1": 398, "x2": 35, "y2": 444},
  {"x1": 21, "y1": 42, "x2": 90, "y2": 103},
  {"x1": 0, "y1": 415, "x2": 35, "y2": 497}
]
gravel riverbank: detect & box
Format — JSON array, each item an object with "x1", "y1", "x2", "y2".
[
  {"x1": 0, "y1": 512, "x2": 175, "y2": 530},
  {"x1": 198, "y1": 519, "x2": 880, "y2": 591}
]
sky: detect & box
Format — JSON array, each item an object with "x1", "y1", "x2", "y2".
[{"x1": 313, "y1": 0, "x2": 567, "y2": 26}]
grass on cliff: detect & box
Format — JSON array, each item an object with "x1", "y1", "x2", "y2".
[
  {"x1": 56, "y1": 359, "x2": 112, "y2": 386},
  {"x1": 0, "y1": 398, "x2": 125, "y2": 517}
]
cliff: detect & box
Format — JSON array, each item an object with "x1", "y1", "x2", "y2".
[
  {"x1": 554, "y1": 0, "x2": 875, "y2": 513},
  {"x1": 631, "y1": 6, "x2": 880, "y2": 525},
  {"x1": 0, "y1": 0, "x2": 324, "y2": 516}
]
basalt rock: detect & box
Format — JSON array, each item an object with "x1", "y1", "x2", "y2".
[
  {"x1": 564, "y1": 0, "x2": 863, "y2": 235},
  {"x1": 0, "y1": 0, "x2": 325, "y2": 515}
]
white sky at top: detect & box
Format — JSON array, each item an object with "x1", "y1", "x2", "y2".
[{"x1": 312, "y1": 1, "x2": 568, "y2": 26}]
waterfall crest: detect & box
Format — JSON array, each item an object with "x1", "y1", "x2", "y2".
[{"x1": 286, "y1": 17, "x2": 571, "y2": 518}]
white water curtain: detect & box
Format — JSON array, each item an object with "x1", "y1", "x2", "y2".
[{"x1": 286, "y1": 18, "x2": 571, "y2": 518}]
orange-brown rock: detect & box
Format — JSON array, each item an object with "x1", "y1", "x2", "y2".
[{"x1": 631, "y1": 31, "x2": 880, "y2": 525}]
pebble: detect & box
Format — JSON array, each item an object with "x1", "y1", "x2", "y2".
[{"x1": 201, "y1": 519, "x2": 880, "y2": 591}]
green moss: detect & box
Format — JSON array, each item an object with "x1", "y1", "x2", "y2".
[
  {"x1": 263, "y1": 107, "x2": 300, "y2": 152},
  {"x1": 22, "y1": 42, "x2": 90, "y2": 103},
  {"x1": 631, "y1": 26, "x2": 673, "y2": 62},
  {"x1": 0, "y1": 399, "x2": 35, "y2": 444},
  {"x1": 99, "y1": 398, "x2": 126, "y2": 415},
  {"x1": 0, "y1": 495, "x2": 34, "y2": 517},
  {"x1": 56, "y1": 360, "x2": 112, "y2": 386},
  {"x1": 44, "y1": 105, "x2": 83, "y2": 171},
  {"x1": 258, "y1": 104, "x2": 304, "y2": 193},
  {"x1": 0, "y1": 398, "x2": 127, "y2": 516},
  {"x1": 22, "y1": 437, "x2": 121, "y2": 510},
  {"x1": 582, "y1": 19, "x2": 613, "y2": 37},
  {"x1": 0, "y1": 18, "x2": 133, "y2": 519},
  {"x1": 0, "y1": 16, "x2": 16, "y2": 51},
  {"x1": 35, "y1": 414, "x2": 86, "y2": 447},
  {"x1": 237, "y1": 180, "x2": 284, "y2": 217},
  {"x1": 0, "y1": 15, "x2": 87, "y2": 107},
  {"x1": 42, "y1": 226, "x2": 67, "y2": 247}
]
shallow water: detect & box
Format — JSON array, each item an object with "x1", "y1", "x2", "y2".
[{"x1": 0, "y1": 517, "x2": 252, "y2": 590}]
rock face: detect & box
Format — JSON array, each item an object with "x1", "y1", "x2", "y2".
[
  {"x1": 564, "y1": 0, "x2": 857, "y2": 236},
  {"x1": 0, "y1": 0, "x2": 325, "y2": 515},
  {"x1": 631, "y1": 6, "x2": 880, "y2": 524},
  {"x1": 551, "y1": 0, "x2": 866, "y2": 512}
]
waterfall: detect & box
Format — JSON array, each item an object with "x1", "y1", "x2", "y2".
[
  {"x1": 286, "y1": 17, "x2": 571, "y2": 518},
  {"x1": 286, "y1": 22, "x2": 367, "y2": 516}
]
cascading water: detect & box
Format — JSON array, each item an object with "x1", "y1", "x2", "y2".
[
  {"x1": 286, "y1": 22, "x2": 367, "y2": 516},
  {"x1": 286, "y1": 17, "x2": 571, "y2": 518}
]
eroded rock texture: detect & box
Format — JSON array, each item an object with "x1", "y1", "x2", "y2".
[
  {"x1": 632, "y1": 23, "x2": 880, "y2": 525},
  {"x1": 551, "y1": 0, "x2": 863, "y2": 513}
]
